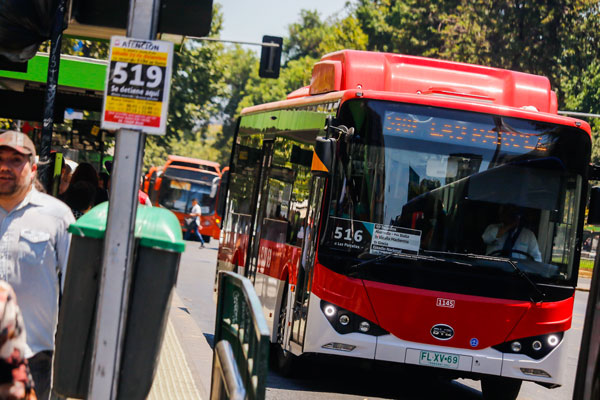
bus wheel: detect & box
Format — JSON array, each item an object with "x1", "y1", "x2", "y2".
[
  {"x1": 274, "y1": 282, "x2": 296, "y2": 376},
  {"x1": 481, "y1": 376, "x2": 522, "y2": 400}
]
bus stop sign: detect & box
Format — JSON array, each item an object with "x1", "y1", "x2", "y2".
[{"x1": 101, "y1": 36, "x2": 173, "y2": 135}]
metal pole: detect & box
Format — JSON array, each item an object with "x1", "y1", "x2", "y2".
[
  {"x1": 88, "y1": 0, "x2": 160, "y2": 398},
  {"x1": 187, "y1": 36, "x2": 280, "y2": 47},
  {"x1": 39, "y1": 0, "x2": 67, "y2": 192},
  {"x1": 557, "y1": 110, "x2": 600, "y2": 119}
]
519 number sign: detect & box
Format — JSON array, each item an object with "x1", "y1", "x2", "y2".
[
  {"x1": 111, "y1": 62, "x2": 164, "y2": 90},
  {"x1": 102, "y1": 36, "x2": 173, "y2": 135}
]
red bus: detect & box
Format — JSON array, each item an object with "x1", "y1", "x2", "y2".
[
  {"x1": 145, "y1": 155, "x2": 222, "y2": 241},
  {"x1": 216, "y1": 50, "x2": 592, "y2": 399}
]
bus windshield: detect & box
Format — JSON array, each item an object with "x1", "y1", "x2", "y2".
[
  {"x1": 158, "y1": 175, "x2": 218, "y2": 215},
  {"x1": 320, "y1": 100, "x2": 590, "y2": 284}
]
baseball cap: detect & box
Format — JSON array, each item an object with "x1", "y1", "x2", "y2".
[{"x1": 0, "y1": 130, "x2": 36, "y2": 160}]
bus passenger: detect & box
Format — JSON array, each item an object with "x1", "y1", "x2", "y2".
[{"x1": 482, "y1": 205, "x2": 542, "y2": 261}]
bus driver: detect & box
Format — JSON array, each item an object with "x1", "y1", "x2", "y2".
[{"x1": 482, "y1": 204, "x2": 542, "y2": 262}]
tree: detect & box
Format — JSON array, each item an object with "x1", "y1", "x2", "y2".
[
  {"x1": 285, "y1": 9, "x2": 368, "y2": 61},
  {"x1": 352, "y1": 0, "x2": 457, "y2": 56},
  {"x1": 144, "y1": 4, "x2": 228, "y2": 169},
  {"x1": 215, "y1": 45, "x2": 258, "y2": 165}
]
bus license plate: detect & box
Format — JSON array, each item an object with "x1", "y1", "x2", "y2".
[{"x1": 418, "y1": 350, "x2": 460, "y2": 369}]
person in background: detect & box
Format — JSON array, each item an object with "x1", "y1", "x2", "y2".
[
  {"x1": 0, "y1": 281, "x2": 35, "y2": 400},
  {"x1": 58, "y1": 164, "x2": 72, "y2": 197},
  {"x1": 0, "y1": 131, "x2": 74, "y2": 400},
  {"x1": 63, "y1": 181, "x2": 96, "y2": 219},
  {"x1": 69, "y1": 163, "x2": 107, "y2": 205},
  {"x1": 98, "y1": 172, "x2": 109, "y2": 192},
  {"x1": 184, "y1": 198, "x2": 205, "y2": 247}
]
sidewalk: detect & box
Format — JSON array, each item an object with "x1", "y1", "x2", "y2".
[
  {"x1": 147, "y1": 292, "x2": 214, "y2": 399},
  {"x1": 577, "y1": 269, "x2": 593, "y2": 292},
  {"x1": 147, "y1": 320, "x2": 201, "y2": 400}
]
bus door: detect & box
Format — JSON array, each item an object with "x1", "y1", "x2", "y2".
[
  {"x1": 288, "y1": 175, "x2": 326, "y2": 350},
  {"x1": 245, "y1": 141, "x2": 274, "y2": 282}
]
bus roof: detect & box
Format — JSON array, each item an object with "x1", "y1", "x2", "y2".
[
  {"x1": 309, "y1": 50, "x2": 558, "y2": 113},
  {"x1": 241, "y1": 50, "x2": 590, "y2": 135},
  {"x1": 165, "y1": 155, "x2": 221, "y2": 175}
]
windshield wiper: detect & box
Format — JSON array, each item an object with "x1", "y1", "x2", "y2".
[
  {"x1": 347, "y1": 251, "x2": 471, "y2": 277},
  {"x1": 504, "y1": 258, "x2": 546, "y2": 303},
  {"x1": 347, "y1": 250, "x2": 546, "y2": 303},
  {"x1": 429, "y1": 251, "x2": 546, "y2": 303}
]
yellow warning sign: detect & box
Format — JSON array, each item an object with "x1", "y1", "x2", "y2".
[
  {"x1": 111, "y1": 48, "x2": 168, "y2": 67},
  {"x1": 102, "y1": 36, "x2": 173, "y2": 135},
  {"x1": 105, "y1": 96, "x2": 162, "y2": 117}
]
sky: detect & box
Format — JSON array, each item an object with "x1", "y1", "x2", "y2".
[{"x1": 216, "y1": 0, "x2": 349, "y2": 47}]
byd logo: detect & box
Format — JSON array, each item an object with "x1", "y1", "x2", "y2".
[
  {"x1": 436, "y1": 298, "x2": 455, "y2": 308},
  {"x1": 431, "y1": 324, "x2": 455, "y2": 340}
]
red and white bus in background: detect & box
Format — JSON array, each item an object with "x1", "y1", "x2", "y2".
[
  {"x1": 145, "y1": 155, "x2": 223, "y2": 241},
  {"x1": 216, "y1": 50, "x2": 593, "y2": 399}
]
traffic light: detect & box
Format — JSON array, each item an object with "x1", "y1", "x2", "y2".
[{"x1": 259, "y1": 35, "x2": 283, "y2": 79}]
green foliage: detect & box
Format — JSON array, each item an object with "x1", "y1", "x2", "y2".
[
  {"x1": 564, "y1": 59, "x2": 600, "y2": 162},
  {"x1": 353, "y1": 0, "x2": 457, "y2": 56},
  {"x1": 26, "y1": 1, "x2": 600, "y2": 172},
  {"x1": 285, "y1": 9, "x2": 368, "y2": 61},
  {"x1": 580, "y1": 259, "x2": 595, "y2": 271},
  {"x1": 144, "y1": 5, "x2": 229, "y2": 170},
  {"x1": 217, "y1": 45, "x2": 259, "y2": 160}
]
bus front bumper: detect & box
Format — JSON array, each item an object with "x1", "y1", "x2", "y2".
[{"x1": 304, "y1": 293, "x2": 567, "y2": 385}]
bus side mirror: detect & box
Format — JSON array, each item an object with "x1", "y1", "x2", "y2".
[
  {"x1": 588, "y1": 186, "x2": 600, "y2": 225},
  {"x1": 311, "y1": 137, "x2": 336, "y2": 176}
]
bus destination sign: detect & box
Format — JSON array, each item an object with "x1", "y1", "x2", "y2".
[
  {"x1": 101, "y1": 36, "x2": 173, "y2": 135},
  {"x1": 326, "y1": 217, "x2": 421, "y2": 255}
]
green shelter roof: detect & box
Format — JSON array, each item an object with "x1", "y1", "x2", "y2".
[{"x1": 0, "y1": 53, "x2": 107, "y2": 92}]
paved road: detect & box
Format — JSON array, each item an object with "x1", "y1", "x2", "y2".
[{"x1": 175, "y1": 241, "x2": 591, "y2": 399}]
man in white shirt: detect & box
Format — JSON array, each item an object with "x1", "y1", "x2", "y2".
[
  {"x1": 0, "y1": 131, "x2": 74, "y2": 399},
  {"x1": 184, "y1": 198, "x2": 205, "y2": 248},
  {"x1": 482, "y1": 204, "x2": 541, "y2": 262}
]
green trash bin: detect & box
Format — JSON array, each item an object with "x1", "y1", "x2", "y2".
[{"x1": 53, "y1": 202, "x2": 185, "y2": 399}]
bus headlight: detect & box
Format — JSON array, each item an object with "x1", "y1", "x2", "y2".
[
  {"x1": 324, "y1": 305, "x2": 336, "y2": 317},
  {"x1": 359, "y1": 321, "x2": 371, "y2": 333},
  {"x1": 547, "y1": 335, "x2": 559, "y2": 347},
  {"x1": 320, "y1": 300, "x2": 387, "y2": 336},
  {"x1": 493, "y1": 332, "x2": 564, "y2": 360}
]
